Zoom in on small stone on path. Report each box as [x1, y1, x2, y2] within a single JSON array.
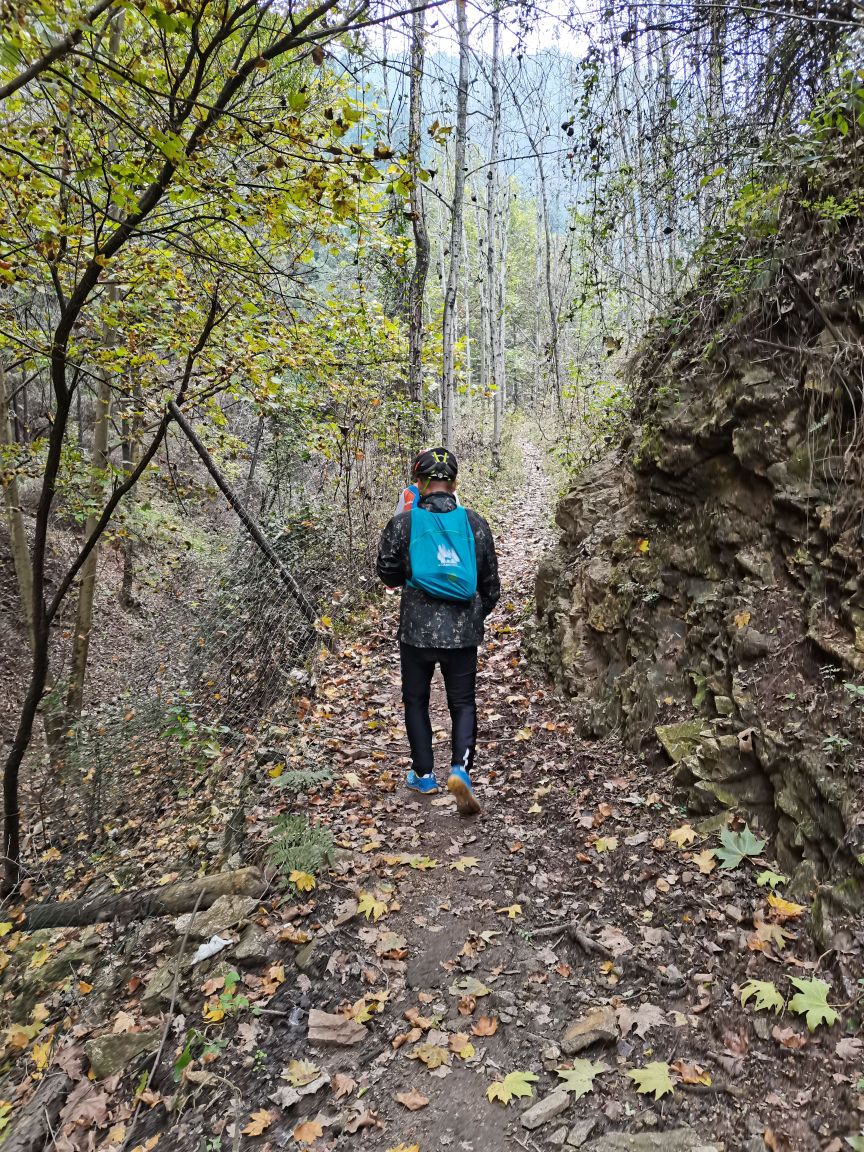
[[561, 1005, 617, 1054], [582, 1129, 723, 1152], [567, 1119, 597, 1147], [521, 1089, 570, 1130]]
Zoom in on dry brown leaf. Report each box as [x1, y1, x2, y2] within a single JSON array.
[[471, 1016, 498, 1037], [771, 1026, 807, 1050], [395, 1087, 429, 1111], [292, 1118, 324, 1144], [331, 1072, 356, 1099], [343, 1108, 379, 1134], [243, 1110, 276, 1137], [670, 1059, 711, 1086], [307, 1009, 365, 1046], [457, 995, 476, 1016]]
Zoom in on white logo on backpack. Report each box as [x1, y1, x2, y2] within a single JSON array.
[[437, 544, 461, 567]]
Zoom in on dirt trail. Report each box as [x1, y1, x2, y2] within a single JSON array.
[[166, 441, 858, 1151]]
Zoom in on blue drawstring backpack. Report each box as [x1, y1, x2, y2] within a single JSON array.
[[407, 506, 478, 602]]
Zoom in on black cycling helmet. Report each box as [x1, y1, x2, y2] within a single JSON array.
[[412, 446, 458, 481]]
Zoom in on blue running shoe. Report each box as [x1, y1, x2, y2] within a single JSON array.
[[447, 764, 481, 816], [406, 770, 439, 795]]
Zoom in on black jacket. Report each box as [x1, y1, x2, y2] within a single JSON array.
[[376, 492, 500, 648]]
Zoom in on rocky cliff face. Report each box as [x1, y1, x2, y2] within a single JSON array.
[[531, 246, 864, 945]]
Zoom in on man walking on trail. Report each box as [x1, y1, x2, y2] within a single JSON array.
[[376, 447, 500, 816]]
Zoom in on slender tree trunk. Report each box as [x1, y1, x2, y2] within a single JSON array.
[[487, 8, 504, 467], [441, 0, 469, 447], [65, 11, 124, 720], [406, 6, 429, 420], [0, 363, 34, 643]]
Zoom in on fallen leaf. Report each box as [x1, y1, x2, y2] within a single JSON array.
[[668, 824, 696, 848], [449, 1033, 475, 1060], [670, 1059, 711, 1086], [767, 892, 806, 920], [450, 856, 480, 872], [740, 979, 784, 1015], [628, 1061, 675, 1100], [292, 1118, 324, 1144], [616, 1002, 665, 1038], [289, 870, 316, 892], [486, 1069, 538, 1105], [495, 904, 522, 919], [556, 1058, 608, 1098], [409, 1042, 449, 1069], [734, 610, 751, 628], [395, 1087, 429, 1110], [283, 1059, 320, 1087], [471, 1016, 498, 1037], [307, 1009, 366, 1046], [331, 1072, 356, 1099], [594, 836, 618, 853], [357, 891, 388, 921], [691, 849, 717, 874], [771, 1026, 807, 1050], [787, 977, 838, 1031], [243, 1110, 277, 1137]]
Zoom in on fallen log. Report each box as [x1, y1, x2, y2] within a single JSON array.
[[3, 1072, 72, 1152], [22, 867, 265, 930]]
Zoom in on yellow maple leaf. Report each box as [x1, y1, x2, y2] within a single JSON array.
[[357, 891, 388, 921], [289, 870, 316, 892], [637, 538, 650, 553], [495, 904, 522, 920], [410, 1042, 449, 1069], [0, 923, 13, 937], [243, 1110, 276, 1137], [734, 610, 751, 629], [767, 892, 806, 920], [31, 1039, 52, 1072], [283, 1059, 320, 1087], [450, 856, 480, 872], [202, 1000, 225, 1023], [691, 849, 717, 874], [487, 1070, 538, 1105], [668, 824, 697, 848], [594, 836, 618, 853]]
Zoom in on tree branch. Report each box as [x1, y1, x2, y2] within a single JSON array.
[[0, 0, 117, 103]]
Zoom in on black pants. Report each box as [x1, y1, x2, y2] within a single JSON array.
[[400, 643, 478, 777]]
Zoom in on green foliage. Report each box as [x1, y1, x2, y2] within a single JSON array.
[[272, 768, 333, 795], [787, 978, 839, 1031], [715, 824, 766, 870], [265, 815, 334, 886], [741, 979, 784, 1015]]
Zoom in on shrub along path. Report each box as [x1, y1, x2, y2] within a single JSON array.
[[2, 442, 860, 1152]]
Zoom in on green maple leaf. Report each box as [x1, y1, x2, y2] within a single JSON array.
[[756, 869, 788, 889], [715, 824, 766, 869], [627, 1061, 674, 1100], [486, 1070, 538, 1105], [787, 977, 839, 1031], [556, 1059, 608, 1098], [740, 979, 784, 1014]]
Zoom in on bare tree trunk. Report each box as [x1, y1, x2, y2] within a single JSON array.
[[487, 8, 505, 467], [440, 0, 469, 447], [0, 363, 34, 643], [406, 6, 429, 420], [65, 11, 125, 722]]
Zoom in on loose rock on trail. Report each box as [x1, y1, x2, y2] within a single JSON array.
[[3, 444, 859, 1152]]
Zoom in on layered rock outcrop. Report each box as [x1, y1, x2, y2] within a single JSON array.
[[531, 264, 864, 942]]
